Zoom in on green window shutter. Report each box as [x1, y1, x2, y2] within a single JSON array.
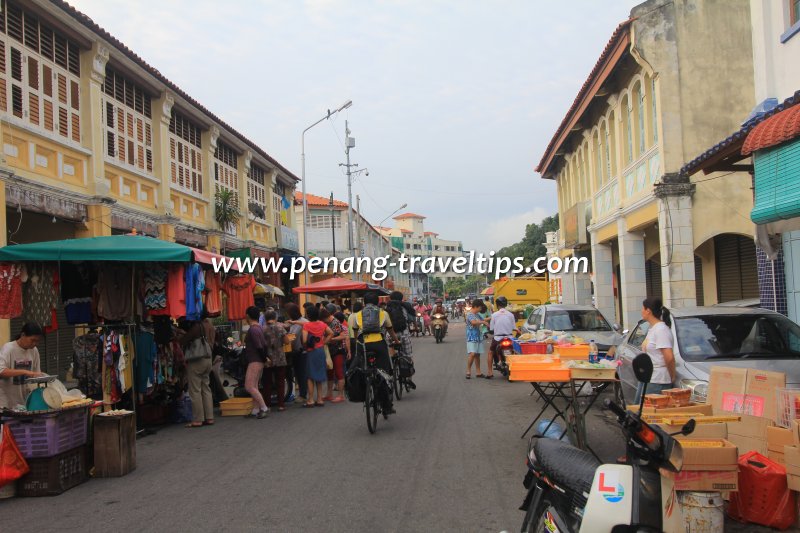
[[752, 138, 800, 224]]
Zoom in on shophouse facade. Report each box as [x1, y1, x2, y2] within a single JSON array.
[[0, 0, 300, 344], [537, 0, 758, 330]]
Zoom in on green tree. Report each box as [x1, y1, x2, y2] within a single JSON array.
[[429, 276, 444, 298], [494, 214, 559, 276], [214, 189, 241, 253]]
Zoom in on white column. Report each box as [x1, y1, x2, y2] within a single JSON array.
[[561, 263, 592, 306], [591, 232, 616, 323], [617, 219, 647, 330], [657, 191, 696, 308]]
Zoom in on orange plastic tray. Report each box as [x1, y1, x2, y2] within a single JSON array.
[[554, 344, 590, 359], [509, 368, 571, 382]]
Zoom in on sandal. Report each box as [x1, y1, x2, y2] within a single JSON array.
[[315, 402, 325, 407], [303, 403, 315, 408], [485, 375, 494, 379], [185, 423, 203, 428], [466, 374, 471, 379], [476, 374, 485, 378], [202, 420, 215, 426], [278, 407, 286, 412]]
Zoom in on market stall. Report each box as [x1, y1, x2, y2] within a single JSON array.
[[0, 235, 256, 497]]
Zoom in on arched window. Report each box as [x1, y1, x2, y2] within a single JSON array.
[[625, 96, 633, 164], [605, 117, 613, 178], [596, 132, 604, 188], [637, 84, 646, 155], [651, 78, 658, 144]]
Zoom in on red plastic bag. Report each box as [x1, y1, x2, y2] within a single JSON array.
[[0, 423, 29, 487], [729, 451, 797, 530]]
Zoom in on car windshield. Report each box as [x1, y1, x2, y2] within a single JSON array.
[[675, 314, 800, 362], [544, 309, 611, 331]]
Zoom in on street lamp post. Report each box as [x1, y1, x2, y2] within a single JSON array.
[[301, 100, 352, 287], [329, 192, 336, 259]]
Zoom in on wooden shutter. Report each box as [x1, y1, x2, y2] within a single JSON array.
[[645, 256, 663, 301], [694, 255, 704, 306], [715, 234, 758, 302]]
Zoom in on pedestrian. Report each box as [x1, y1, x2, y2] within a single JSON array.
[[285, 303, 308, 403], [178, 309, 216, 427], [243, 306, 270, 419], [262, 310, 288, 412], [320, 307, 348, 403], [465, 299, 487, 379], [0, 322, 45, 410], [302, 305, 333, 408], [635, 298, 675, 402], [386, 291, 416, 358]]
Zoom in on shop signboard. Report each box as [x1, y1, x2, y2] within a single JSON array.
[[564, 201, 589, 248], [279, 225, 299, 252]]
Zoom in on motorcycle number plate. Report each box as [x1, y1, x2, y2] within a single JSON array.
[[503, 349, 512, 356]]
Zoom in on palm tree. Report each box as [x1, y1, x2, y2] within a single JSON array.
[[214, 188, 241, 254]]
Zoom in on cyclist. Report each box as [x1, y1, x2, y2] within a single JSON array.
[[386, 290, 417, 390], [487, 296, 516, 379], [348, 292, 400, 414]]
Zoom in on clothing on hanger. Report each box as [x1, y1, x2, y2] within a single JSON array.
[[223, 274, 256, 320], [22, 263, 58, 327], [0, 263, 27, 319], [61, 262, 94, 325]]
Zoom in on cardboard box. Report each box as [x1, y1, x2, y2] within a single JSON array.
[[676, 438, 738, 471], [768, 450, 786, 465], [729, 434, 768, 455], [788, 473, 800, 492], [726, 413, 773, 454], [709, 366, 785, 420], [793, 420, 800, 447], [783, 445, 800, 476], [673, 470, 739, 491], [655, 422, 727, 439], [768, 426, 795, 452]]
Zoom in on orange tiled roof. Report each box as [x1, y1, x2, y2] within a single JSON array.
[[52, 0, 300, 182], [742, 102, 800, 155], [393, 213, 425, 220], [400, 229, 413, 234], [294, 192, 348, 208], [536, 19, 633, 178], [424, 231, 438, 236]]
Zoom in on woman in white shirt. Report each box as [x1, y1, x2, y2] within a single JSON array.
[[635, 298, 675, 403]]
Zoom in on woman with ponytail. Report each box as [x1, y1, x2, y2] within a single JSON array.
[[636, 298, 675, 402]]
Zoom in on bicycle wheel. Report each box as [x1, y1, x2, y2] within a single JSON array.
[[393, 366, 403, 401], [365, 380, 378, 434]]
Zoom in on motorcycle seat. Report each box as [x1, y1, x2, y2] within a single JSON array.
[[533, 437, 600, 496]]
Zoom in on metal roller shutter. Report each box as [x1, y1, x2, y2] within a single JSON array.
[[645, 255, 663, 301], [715, 235, 759, 303], [694, 255, 705, 306], [10, 301, 76, 379]]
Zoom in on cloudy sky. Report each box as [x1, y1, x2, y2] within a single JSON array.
[[69, 0, 639, 252]]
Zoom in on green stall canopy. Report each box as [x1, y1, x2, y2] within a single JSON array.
[[0, 235, 193, 262]]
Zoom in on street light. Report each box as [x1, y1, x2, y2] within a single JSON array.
[[300, 100, 352, 287], [377, 202, 408, 229]]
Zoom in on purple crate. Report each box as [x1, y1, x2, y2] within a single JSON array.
[[3, 407, 88, 459]]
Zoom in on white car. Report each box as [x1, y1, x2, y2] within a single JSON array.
[[521, 304, 623, 354], [615, 306, 800, 403]]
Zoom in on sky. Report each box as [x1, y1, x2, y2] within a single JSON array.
[[69, 0, 640, 252]]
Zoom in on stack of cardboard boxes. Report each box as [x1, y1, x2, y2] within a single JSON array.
[[783, 421, 800, 491]]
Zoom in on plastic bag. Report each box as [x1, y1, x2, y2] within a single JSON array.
[[729, 451, 797, 530], [0, 423, 30, 488]]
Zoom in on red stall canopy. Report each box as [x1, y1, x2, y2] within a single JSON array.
[[292, 277, 390, 295]]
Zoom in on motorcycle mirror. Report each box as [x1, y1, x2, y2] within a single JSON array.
[[632, 353, 653, 384], [681, 419, 696, 436]]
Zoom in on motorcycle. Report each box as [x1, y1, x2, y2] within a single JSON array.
[[413, 313, 425, 337], [519, 353, 695, 533], [215, 344, 248, 398], [491, 335, 512, 378], [432, 313, 447, 343]]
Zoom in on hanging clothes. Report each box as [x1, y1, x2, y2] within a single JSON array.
[[102, 330, 123, 404], [0, 263, 27, 319], [22, 264, 58, 327], [134, 330, 157, 394], [73, 332, 102, 398], [61, 262, 94, 325], [203, 270, 223, 317], [223, 274, 256, 320], [150, 264, 186, 318], [142, 264, 168, 311], [184, 263, 205, 320], [96, 265, 133, 321]]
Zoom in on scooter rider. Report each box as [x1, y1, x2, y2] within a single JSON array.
[[487, 296, 515, 379], [432, 299, 449, 337]]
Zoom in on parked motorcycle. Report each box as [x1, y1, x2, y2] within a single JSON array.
[[216, 344, 248, 398], [518, 353, 695, 533], [432, 313, 447, 343]]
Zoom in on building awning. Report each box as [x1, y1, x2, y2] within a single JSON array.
[[742, 103, 800, 155], [0, 235, 192, 262]]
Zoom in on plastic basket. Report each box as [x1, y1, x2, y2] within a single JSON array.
[[509, 367, 571, 382], [2, 407, 88, 459], [775, 387, 800, 428], [554, 344, 590, 360], [220, 397, 254, 416], [18, 445, 88, 496], [519, 342, 548, 355]]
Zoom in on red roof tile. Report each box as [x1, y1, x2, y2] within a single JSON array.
[[294, 192, 348, 208], [424, 231, 438, 236], [393, 213, 425, 220], [742, 102, 800, 155], [51, 0, 299, 182], [400, 229, 413, 234], [536, 19, 633, 178]]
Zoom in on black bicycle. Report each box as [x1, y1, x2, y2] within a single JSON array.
[[355, 337, 389, 434], [392, 347, 414, 401]]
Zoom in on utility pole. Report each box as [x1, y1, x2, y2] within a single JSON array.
[[355, 195, 361, 280], [329, 192, 336, 259], [345, 121, 355, 256]]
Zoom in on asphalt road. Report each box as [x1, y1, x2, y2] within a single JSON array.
[[5, 322, 776, 532]]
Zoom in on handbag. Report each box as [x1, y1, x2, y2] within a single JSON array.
[[0, 423, 30, 488], [324, 345, 333, 370], [185, 329, 213, 362]]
